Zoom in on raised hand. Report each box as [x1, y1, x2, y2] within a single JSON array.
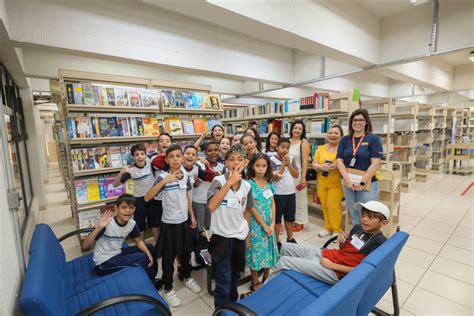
[[337, 231, 348, 244], [121, 165, 131, 174], [283, 154, 291, 166], [164, 170, 183, 183], [98, 210, 113, 229], [227, 167, 244, 186]]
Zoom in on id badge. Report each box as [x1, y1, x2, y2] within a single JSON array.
[[349, 157, 356, 167], [227, 196, 240, 209], [350, 235, 365, 250], [263, 189, 273, 199]]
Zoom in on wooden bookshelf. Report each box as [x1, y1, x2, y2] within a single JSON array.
[[74, 167, 123, 177]]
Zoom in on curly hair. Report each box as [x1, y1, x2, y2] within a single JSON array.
[[247, 152, 273, 182]]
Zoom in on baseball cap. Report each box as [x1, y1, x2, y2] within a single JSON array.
[[354, 201, 390, 220]]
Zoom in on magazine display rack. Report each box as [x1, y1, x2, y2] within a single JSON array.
[[58, 69, 223, 236]]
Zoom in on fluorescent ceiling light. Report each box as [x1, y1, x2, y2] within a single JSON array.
[[469, 51, 474, 62]]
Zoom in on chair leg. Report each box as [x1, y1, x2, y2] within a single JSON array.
[[371, 270, 400, 316], [207, 265, 214, 296]]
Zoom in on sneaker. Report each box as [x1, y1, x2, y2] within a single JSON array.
[[184, 277, 201, 294], [164, 289, 181, 308], [318, 229, 331, 238], [287, 238, 297, 244]]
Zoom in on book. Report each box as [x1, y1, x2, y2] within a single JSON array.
[[72, 83, 84, 104], [166, 118, 184, 135], [110, 147, 123, 167], [140, 89, 158, 108], [101, 86, 109, 106], [78, 209, 100, 237], [98, 176, 107, 200], [192, 93, 203, 109], [83, 84, 95, 105], [75, 180, 88, 204], [143, 117, 159, 136], [125, 179, 134, 195], [128, 89, 140, 107], [114, 87, 125, 107], [182, 120, 195, 134], [161, 90, 176, 108], [66, 83, 74, 104], [193, 118, 207, 134], [182, 91, 194, 109], [174, 91, 186, 108], [86, 178, 100, 202], [208, 95, 221, 110], [93, 85, 102, 105], [105, 176, 126, 198], [106, 87, 116, 106]]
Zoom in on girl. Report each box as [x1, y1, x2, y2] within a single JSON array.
[[264, 131, 280, 158], [218, 137, 231, 163], [241, 133, 258, 161], [232, 131, 244, 146], [245, 153, 279, 292], [312, 126, 344, 237], [289, 120, 311, 232], [195, 124, 225, 151], [245, 127, 262, 152]]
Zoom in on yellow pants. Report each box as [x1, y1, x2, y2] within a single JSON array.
[[317, 180, 344, 233]]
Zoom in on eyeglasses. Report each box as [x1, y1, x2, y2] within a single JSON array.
[[352, 119, 366, 123]]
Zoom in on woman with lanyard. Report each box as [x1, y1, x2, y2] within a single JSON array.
[[336, 109, 383, 226], [289, 120, 311, 232]]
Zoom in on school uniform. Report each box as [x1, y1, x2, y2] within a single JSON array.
[[192, 161, 226, 231], [269, 155, 298, 224], [207, 175, 254, 308], [153, 170, 193, 291], [119, 158, 157, 231]]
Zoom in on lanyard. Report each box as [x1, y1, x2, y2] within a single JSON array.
[[352, 134, 366, 157]]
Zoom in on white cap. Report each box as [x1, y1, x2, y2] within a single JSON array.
[[354, 201, 390, 220]]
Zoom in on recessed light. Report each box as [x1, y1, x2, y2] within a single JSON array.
[[469, 51, 474, 62]]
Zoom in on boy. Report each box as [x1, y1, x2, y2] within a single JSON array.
[[83, 194, 158, 284], [192, 141, 226, 232], [113, 143, 158, 240], [207, 144, 254, 308], [271, 201, 389, 284], [269, 137, 299, 249], [145, 144, 201, 308]]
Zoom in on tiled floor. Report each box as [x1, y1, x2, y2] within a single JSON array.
[[40, 163, 474, 315]]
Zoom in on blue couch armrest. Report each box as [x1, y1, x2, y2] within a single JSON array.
[[213, 302, 257, 316]]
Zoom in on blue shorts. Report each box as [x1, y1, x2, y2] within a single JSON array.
[[134, 197, 161, 231], [274, 193, 296, 224]]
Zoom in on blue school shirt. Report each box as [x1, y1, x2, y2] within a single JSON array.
[[337, 134, 383, 181]]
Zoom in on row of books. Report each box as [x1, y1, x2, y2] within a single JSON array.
[[164, 117, 223, 135], [75, 174, 134, 205], [71, 143, 158, 172], [66, 83, 159, 108], [161, 90, 222, 110], [300, 93, 330, 111], [66, 83, 223, 111], [67, 114, 163, 139], [223, 102, 285, 119]]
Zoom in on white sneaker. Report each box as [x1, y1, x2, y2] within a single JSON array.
[[164, 289, 181, 308], [184, 277, 201, 294], [318, 229, 331, 238]]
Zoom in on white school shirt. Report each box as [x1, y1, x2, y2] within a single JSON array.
[[153, 170, 191, 224], [270, 154, 298, 195], [192, 161, 226, 204], [120, 158, 154, 197], [207, 175, 254, 240]]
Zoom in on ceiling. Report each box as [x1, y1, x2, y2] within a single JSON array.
[[435, 48, 474, 66], [327, 0, 431, 19]]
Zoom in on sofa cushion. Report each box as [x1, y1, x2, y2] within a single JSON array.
[[235, 270, 332, 315], [69, 267, 168, 316]]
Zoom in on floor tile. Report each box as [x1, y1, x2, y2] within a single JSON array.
[[201, 293, 215, 311], [447, 235, 474, 252], [405, 235, 444, 255], [418, 270, 473, 308], [172, 297, 212, 316], [395, 259, 427, 285], [429, 256, 474, 285], [399, 246, 436, 269], [413, 218, 457, 234], [382, 279, 414, 305], [403, 288, 472, 316], [439, 244, 474, 266], [409, 226, 452, 243], [452, 226, 474, 240]]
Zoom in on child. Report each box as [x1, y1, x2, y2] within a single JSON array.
[[192, 141, 226, 232], [113, 144, 158, 240], [245, 153, 279, 293], [232, 131, 244, 146], [241, 133, 259, 161], [207, 145, 254, 308], [271, 201, 389, 284], [218, 137, 231, 163], [269, 137, 299, 249], [244, 127, 262, 152], [83, 194, 158, 284], [145, 144, 201, 307], [264, 131, 280, 158]]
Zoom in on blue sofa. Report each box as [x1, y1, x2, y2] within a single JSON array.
[[19, 224, 170, 316], [215, 231, 409, 316]]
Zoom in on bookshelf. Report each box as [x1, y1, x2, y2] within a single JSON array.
[[414, 104, 434, 182], [444, 143, 474, 175], [392, 102, 419, 192], [58, 69, 223, 236], [431, 107, 447, 173]]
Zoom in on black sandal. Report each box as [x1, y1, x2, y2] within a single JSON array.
[[239, 281, 261, 300]]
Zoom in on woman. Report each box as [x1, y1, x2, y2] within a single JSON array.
[[336, 109, 383, 226], [289, 120, 311, 232], [194, 124, 225, 150], [312, 125, 344, 237], [245, 127, 262, 152]]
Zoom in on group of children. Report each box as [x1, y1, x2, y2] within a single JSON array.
[[83, 124, 391, 310]]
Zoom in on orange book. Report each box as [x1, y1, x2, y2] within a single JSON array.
[[193, 118, 207, 134], [143, 117, 159, 136]]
